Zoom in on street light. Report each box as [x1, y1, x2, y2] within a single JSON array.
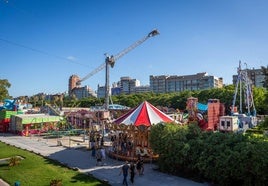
[[83, 119, 86, 142]]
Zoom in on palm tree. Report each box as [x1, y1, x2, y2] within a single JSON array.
[[39, 94, 46, 107], [52, 95, 59, 106], [33, 95, 39, 108], [59, 94, 64, 110], [8, 156, 21, 167]]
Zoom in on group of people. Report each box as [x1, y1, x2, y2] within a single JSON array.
[[119, 155, 144, 186], [111, 132, 134, 156], [90, 133, 147, 185]]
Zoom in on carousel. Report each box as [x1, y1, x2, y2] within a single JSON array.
[[107, 101, 175, 162]]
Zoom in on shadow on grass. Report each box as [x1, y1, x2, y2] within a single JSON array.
[[70, 173, 109, 186], [43, 150, 110, 185], [0, 164, 9, 170], [0, 141, 110, 186]]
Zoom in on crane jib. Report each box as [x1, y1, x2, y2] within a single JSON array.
[[78, 29, 159, 85], [76, 29, 159, 110]]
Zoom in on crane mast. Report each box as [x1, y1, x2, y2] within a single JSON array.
[[104, 29, 159, 110], [77, 29, 159, 110]]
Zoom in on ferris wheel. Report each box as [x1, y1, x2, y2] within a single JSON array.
[[231, 61, 256, 117]]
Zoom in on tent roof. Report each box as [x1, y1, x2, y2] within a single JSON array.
[[113, 101, 175, 127]]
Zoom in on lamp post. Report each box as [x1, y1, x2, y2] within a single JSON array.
[[83, 119, 86, 142], [88, 118, 92, 149]]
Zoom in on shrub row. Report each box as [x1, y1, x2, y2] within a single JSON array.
[[149, 123, 268, 186]]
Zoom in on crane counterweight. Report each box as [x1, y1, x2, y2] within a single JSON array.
[[148, 29, 160, 37]]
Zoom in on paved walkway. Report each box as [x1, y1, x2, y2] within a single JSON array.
[[0, 133, 209, 186]]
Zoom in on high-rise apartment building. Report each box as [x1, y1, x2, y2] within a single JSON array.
[[134, 85, 151, 93], [150, 73, 223, 93], [99, 77, 149, 97], [71, 85, 96, 99], [233, 68, 265, 87], [97, 85, 106, 98], [97, 72, 223, 97], [120, 77, 140, 94], [68, 75, 80, 96], [149, 75, 167, 93], [68, 75, 96, 99]]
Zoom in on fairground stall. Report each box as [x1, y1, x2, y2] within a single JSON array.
[[9, 114, 61, 136]]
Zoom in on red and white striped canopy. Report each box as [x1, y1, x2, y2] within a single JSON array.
[[113, 101, 174, 127]]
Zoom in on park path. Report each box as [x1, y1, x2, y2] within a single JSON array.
[[0, 133, 209, 186]]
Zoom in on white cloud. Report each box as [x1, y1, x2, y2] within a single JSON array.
[[66, 56, 77, 61]]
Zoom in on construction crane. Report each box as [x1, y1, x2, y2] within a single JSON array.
[[77, 29, 159, 110]]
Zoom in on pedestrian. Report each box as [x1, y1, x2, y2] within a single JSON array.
[[91, 145, 96, 158], [136, 155, 144, 175], [101, 136, 104, 146], [100, 146, 106, 165], [96, 149, 102, 166], [140, 156, 144, 175], [129, 161, 136, 185], [119, 161, 129, 186]]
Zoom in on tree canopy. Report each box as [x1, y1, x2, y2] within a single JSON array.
[[0, 79, 11, 101], [149, 122, 268, 185], [27, 84, 268, 115]]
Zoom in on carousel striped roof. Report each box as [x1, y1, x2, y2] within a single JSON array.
[[113, 101, 175, 127]]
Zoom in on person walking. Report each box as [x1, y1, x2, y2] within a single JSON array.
[[91, 145, 96, 158], [129, 161, 136, 185], [136, 155, 144, 175], [96, 149, 102, 166], [100, 146, 106, 165], [119, 161, 129, 186], [140, 156, 144, 175]]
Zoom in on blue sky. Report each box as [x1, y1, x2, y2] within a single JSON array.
[[0, 0, 267, 98]]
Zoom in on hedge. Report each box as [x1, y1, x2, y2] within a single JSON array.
[[149, 123, 268, 185]]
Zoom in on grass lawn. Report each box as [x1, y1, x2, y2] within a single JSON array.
[[0, 142, 109, 186]]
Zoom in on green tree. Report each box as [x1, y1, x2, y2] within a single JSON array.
[[150, 123, 268, 185], [62, 84, 268, 115], [173, 91, 193, 110], [52, 95, 59, 106], [17, 96, 28, 104], [253, 87, 267, 114], [33, 95, 39, 107], [0, 79, 11, 101], [59, 94, 64, 109], [38, 93, 46, 107]]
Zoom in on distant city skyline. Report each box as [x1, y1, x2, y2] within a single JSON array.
[[1, 0, 267, 97]]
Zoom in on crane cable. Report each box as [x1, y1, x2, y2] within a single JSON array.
[[0, 0, 90, 68], [0, 37, 90, 68], [78, 29, 159, 84]]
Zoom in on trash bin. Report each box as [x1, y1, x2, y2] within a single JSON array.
[[14, 181, 20, 186]]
